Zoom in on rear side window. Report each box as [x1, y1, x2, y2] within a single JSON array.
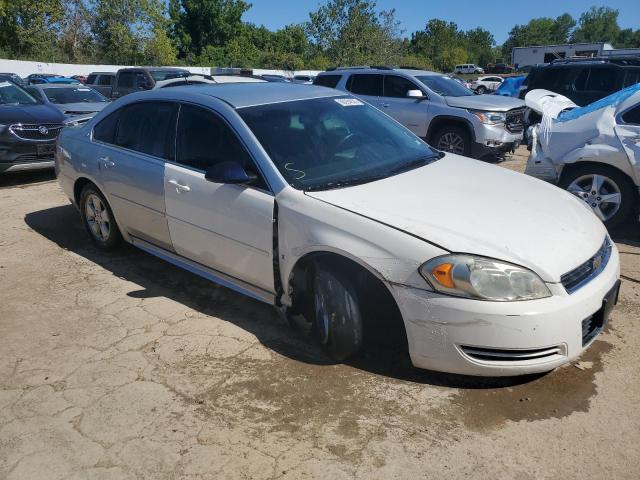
[[622, 105, 640, 125], [314, 75, 341, 88], [113, 102, 178, 159], [98, 75, 113, 86], [346, 74, 383, 96], [87, 74, 96, 84], [175, 104, 267, 189], [118, 72, 134, 88], [624, 69, 640, 87], [93, 110, 121, 144], [585, 68, 623, 94], [383, 75, 419, 98]]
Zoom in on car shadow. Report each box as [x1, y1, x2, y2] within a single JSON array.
[[24, 204, 544, 389], [610, 220, 640, 248], [0, 169, 56, 188]]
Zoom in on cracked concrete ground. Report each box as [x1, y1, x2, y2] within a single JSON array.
[[1, 152, 639, 479]]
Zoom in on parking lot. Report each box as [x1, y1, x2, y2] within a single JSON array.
[[0, 150, 638, 479]]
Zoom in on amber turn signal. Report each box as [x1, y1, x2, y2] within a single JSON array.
[[431, 263, 455, 289]]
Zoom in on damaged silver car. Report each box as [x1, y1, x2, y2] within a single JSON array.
[[525, 84, 640, 228]]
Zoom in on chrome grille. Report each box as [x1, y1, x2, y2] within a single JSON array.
[[561, 238, 612, 294], [10, 123, 64, 141], [460, 345, 564, 362], [505, 108, 525, 133]]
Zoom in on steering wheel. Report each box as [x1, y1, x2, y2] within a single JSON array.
[[332, 132, 363, 155]]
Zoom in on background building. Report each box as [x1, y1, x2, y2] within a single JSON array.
[[512, 42, 640, 67]]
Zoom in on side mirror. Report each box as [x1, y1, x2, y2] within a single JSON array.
[[406, 89, 426, 99], [205, 161, 257, 185]]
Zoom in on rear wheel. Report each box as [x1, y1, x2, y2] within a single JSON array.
[[80, 184, 121, 249], [559, 164, 635, 229], [432, 125, 471, 156], [312, 263, 363, 361]]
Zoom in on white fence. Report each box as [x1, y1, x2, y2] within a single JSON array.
[[0, 58, 324, 79], [0, 58, 211, 78]]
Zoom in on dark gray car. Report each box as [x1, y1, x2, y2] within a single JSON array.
[[25, 84, 110, 122]]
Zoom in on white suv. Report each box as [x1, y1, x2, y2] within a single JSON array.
[[454, 64, 484, 74], [470, 76, 504, 94]]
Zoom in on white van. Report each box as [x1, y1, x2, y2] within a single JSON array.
[[454, 64, 484, 74]]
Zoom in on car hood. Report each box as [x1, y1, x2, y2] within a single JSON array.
[[55, 102, 108, 115], [0, 103, 66, 124], [305, 154, 606, 282], [444, 94, 525, 111]]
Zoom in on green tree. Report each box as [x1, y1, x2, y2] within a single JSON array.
[[306, 0, 403, 66], [571, 6, 620, 44], [0, 0, 64, 60], [616, 28, 640, 48], [501, 13, 575, 59], [169, 0, 250, 61], [410, 19, 465, 71], [462, 27, 495, 68]]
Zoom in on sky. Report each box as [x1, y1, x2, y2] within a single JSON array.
[[243, 0, 640, 45]]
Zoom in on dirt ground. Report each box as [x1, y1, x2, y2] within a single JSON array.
[[1, 149, 639, 479]]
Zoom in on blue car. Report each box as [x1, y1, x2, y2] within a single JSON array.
[[27, 74, 80, 85]]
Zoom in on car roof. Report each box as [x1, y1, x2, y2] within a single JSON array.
[[32, 84, 88, 89], [140, 82, 342, 108], [319, 68, 440, 77]]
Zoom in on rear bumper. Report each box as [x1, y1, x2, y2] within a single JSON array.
[[391, 245, 620, 376]]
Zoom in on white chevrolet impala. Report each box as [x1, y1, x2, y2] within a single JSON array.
[[55, 83, 621, 376]]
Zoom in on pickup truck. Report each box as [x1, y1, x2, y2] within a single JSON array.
[[85, 67, 191, 99]]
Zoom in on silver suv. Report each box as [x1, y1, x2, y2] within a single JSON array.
[[315, 67, 526, 159]]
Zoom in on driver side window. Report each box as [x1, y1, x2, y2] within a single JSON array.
[[175, 104, 267, 190]]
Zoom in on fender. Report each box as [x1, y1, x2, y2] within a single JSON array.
[[558, 144, 637, 183], [426, 115, 477, 143]]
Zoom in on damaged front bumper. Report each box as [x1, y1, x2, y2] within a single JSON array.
[[389, 245, 620, 376]]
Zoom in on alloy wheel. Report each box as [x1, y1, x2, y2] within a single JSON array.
[[85, 193, 111, 241], [437, 132, 465, 155], [567, 174, 622, 222]]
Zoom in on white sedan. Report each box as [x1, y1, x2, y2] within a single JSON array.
[[55, 83, 620, 376]]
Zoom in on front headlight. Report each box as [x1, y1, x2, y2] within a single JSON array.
[[419, 255, 551, 301], [471, 110, 506, 125]]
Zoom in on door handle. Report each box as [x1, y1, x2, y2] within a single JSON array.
[[168, 179, 191, 193], [98, 156, 115, 168]]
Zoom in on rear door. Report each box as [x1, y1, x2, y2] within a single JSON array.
[[345, 74, 383, 108], [380, 74, 429, 137], [93, 101, 178, 250], [112, 71, 135, 99], [164, 103, 275, 292]]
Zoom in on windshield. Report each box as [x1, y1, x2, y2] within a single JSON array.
[[0, 82, 39, 105], [239, 97, 441, 191], [43, 87, 108, 104], [150, 70, 189, 81], [417, 75, 475, 97]]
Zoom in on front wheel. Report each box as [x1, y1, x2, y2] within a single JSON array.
[[432, 126, 471, 157], [313, 264, 363, 361], [476, 85, 486, 94], [559, 165, 636, 229], [80, 184, 122, 249]]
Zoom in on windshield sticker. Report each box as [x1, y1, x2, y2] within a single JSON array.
[[0, 81, 11, 88], [77, 88, 91, 91], [334, 98, 363, 107]]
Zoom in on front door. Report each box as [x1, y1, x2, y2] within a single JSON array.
[[380, 74, 429, 137], [164, 104, 275, 292]]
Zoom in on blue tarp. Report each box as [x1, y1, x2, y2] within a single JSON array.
[[494, 76, 525, 97], [557, 82, 640, 122]]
